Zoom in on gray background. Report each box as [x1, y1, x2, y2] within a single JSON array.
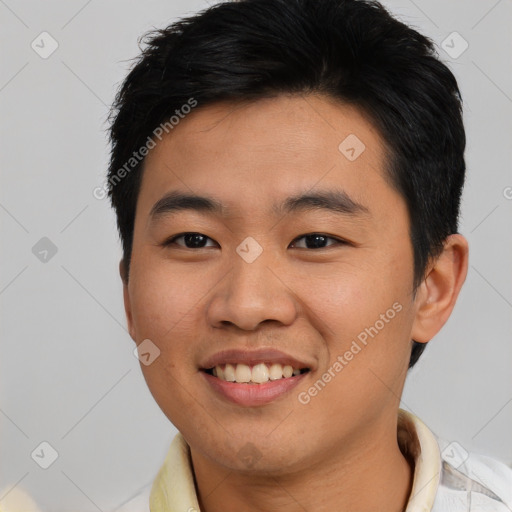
[[1, 0, 511, 510]]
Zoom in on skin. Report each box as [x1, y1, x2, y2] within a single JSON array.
[[121, 94, 468, 511]]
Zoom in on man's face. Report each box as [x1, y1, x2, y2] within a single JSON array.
[[124, 94, 422, 472]]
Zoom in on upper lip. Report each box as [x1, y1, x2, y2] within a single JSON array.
[[200, 348, 314, 370]]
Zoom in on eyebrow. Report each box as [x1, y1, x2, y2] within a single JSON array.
[[149, 189, 370, 221]]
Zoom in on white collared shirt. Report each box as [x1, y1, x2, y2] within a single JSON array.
[[114, 410, 512, 511]]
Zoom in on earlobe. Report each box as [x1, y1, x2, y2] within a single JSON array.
[[411, 234, 469, 344], [119, 259, 136, 342]]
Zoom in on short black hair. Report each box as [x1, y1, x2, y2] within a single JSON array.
[[107, 0, 466, 368]]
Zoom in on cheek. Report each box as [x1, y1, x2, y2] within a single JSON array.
[[300, 245, 415, 379], [128, 256, 209, 425], [128, 254, 207, 340], [294, 254, 406, 340], [299, 301, 414, 439]]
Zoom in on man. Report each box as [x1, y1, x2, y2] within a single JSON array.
[[107, 0, 512, 510]]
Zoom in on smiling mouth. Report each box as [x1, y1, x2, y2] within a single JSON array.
[[203, 362, 310, 384]]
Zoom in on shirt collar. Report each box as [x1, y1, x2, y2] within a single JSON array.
[[150, 409, 442, 512], [399, 409, 442, 512]]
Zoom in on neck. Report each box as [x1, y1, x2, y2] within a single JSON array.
[[189, 415, 413, 512]]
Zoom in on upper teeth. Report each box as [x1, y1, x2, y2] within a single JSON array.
[[211, 363, 303, 384]]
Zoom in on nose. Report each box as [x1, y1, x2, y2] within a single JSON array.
[[206, 247, 298, 331]]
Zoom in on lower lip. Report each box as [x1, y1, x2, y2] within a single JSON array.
[[201, 371, 308, 406]]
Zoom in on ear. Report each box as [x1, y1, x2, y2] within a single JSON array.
[[119, 259, 136, 342], [411, 234, 469, 344]]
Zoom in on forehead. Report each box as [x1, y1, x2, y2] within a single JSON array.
[[136, 94, 395, 222]]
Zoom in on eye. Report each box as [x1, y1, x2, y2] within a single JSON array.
[[290, 233, 345, 249], [163, 232, 217, 249], [162, 232, 346, 250]]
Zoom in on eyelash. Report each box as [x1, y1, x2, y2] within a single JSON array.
[[162, 232, 347, 250]]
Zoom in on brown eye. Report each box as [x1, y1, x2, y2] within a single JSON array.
[[164, 232, 217, 249], [290, 234, 344, 249]]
